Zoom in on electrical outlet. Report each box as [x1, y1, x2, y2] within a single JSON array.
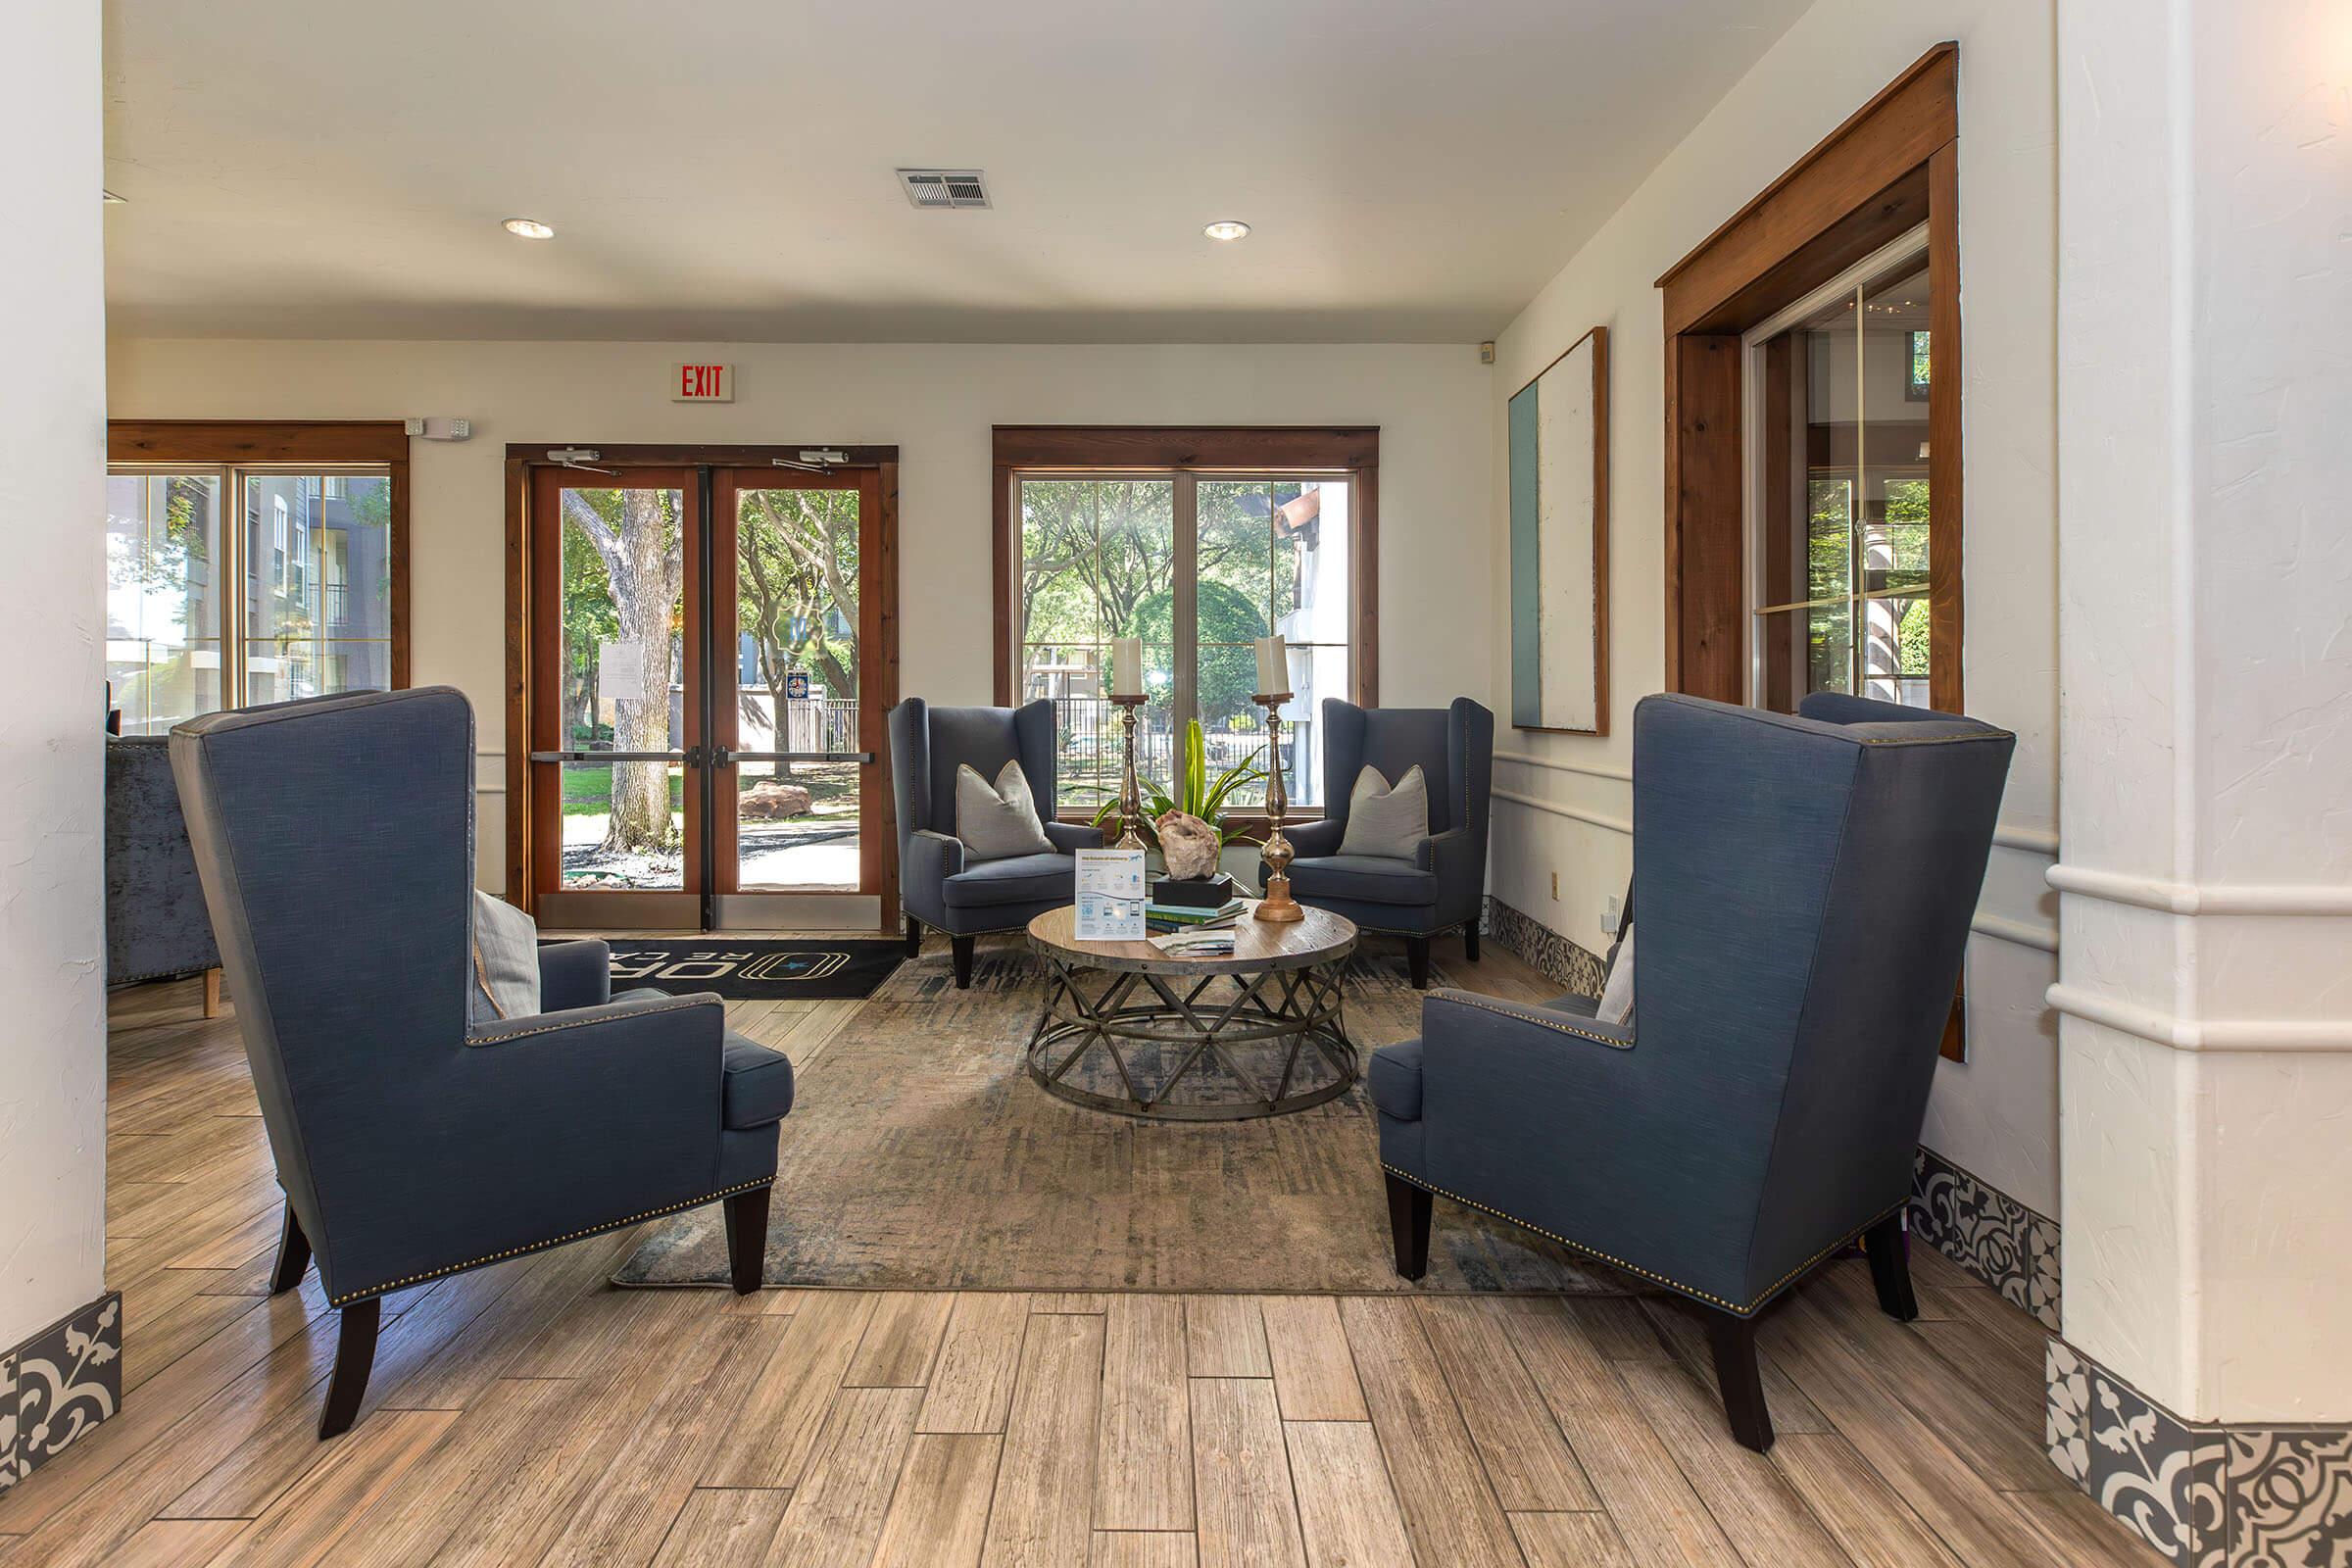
[[1602, 894, 1623, 932], [1549, 871, 1559, 902]]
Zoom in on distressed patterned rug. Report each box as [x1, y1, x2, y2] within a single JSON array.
[[613, 934, 1625, 1295]]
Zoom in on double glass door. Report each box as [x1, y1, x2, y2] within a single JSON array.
[[526, 464, 886, 930]]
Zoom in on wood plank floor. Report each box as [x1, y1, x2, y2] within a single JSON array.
[[0, 948, 2163, 1568]]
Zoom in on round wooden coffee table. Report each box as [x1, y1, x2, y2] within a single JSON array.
[[1024, 903, 1358, 1120]]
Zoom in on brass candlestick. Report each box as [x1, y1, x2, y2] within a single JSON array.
[[1111, 694, 1148, 850], [1253, 693, 1304, 922]]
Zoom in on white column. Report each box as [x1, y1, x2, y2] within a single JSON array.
[[0, 0, 107, 1347], [2055, 0, 2352, 1423]]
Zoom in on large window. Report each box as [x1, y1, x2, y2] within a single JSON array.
[[107, 423, 409, 732], [994, 428, 1377, 818]]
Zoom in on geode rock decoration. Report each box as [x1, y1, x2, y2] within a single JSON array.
[[1156, 810, 1222, 881]]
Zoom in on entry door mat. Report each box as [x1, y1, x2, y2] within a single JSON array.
[[612, 934, 1628, 1295], [582, 938, 906, 1001]]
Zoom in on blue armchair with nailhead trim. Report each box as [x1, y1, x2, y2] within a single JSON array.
[[170, 687, 789, 1440], [1265, 697, 1494, 989], [1371, 692, 2012, 1453]]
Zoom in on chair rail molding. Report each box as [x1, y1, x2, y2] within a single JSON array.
[[1490, 787, 1633, 837], [1971, 911, 2058, 955], [1492, 749, 1635, 783], [2048, 861, 2352, 916], [2044, 983, 2352, 1054], [1992, 823, 2059, 856]]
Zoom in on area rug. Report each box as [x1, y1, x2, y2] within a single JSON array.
[[585, 937, 905, 1001], [613, 934, 1628, 1296]]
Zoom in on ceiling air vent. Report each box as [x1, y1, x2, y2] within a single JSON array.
[[897, 169, 991, 210]]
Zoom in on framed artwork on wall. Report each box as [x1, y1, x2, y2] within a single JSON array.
[[1507, 324, 1610, 734]]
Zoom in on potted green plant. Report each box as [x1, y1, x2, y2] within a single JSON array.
[[1089, 716, 1266, 855]]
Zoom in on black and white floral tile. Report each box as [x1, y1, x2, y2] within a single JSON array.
[[0, 1292, 121, 1494], [1909, 1146, 2062, 1331], [1484, 897, 1608, 998], [2048, 1339, 2352, 1567]]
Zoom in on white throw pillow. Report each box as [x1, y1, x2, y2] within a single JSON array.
[[956, 760, 1055, 861], [469, 889, 541, 1023], [1337, 764, 1430, 860], [1596, 923, 1635, 1027]]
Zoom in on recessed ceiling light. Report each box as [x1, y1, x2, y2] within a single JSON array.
[[503, 218, 556, 240], [1203, 220, 1250, 242]]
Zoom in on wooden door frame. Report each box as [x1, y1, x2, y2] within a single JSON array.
[[1653, 43, 1962, 710], [504, 444, 901, 927], [107, 419, 413, 691], [708, 465, 892, 912], [523, 465, 705, 930]]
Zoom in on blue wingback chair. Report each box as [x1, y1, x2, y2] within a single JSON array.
[[1370, 692, 2013, 1451], [171, 688, 792, 1439], [1267, 698, 1494, 988], [889, 698, 1102, 988], [105, 735, 222, 1006]]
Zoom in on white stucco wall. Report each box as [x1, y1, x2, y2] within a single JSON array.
[[0, 0, 109, 1347], [2055, 0, 2352, 1424], [1484, 0, 2063, 1215], [104, 340, 1494, 893]]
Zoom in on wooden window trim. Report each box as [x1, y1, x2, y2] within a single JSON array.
[[500, 444, 901, 921], [1654, 42, 1961, 711], [990, 425, 1379, 830], [106, 418, 413, 691]]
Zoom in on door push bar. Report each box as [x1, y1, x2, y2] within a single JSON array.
[[722, 749, 877, 765]]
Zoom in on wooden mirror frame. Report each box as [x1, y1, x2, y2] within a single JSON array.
[[1507, 324, 1611, 736]]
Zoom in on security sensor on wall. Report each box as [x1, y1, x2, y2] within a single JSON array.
[[403, 417, 472, 441]]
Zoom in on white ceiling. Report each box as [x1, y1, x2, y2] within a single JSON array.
[[102, 0, 1808, 342]]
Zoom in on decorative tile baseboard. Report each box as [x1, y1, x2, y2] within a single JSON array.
[[0, 1292, 122, 1494], [1483, 896, 1607, 997], [2048, 1339, 2352, 1566], [1909, 1147, 2062, 1331]]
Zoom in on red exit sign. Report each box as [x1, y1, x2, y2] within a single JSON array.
[[671, 363, 733, 402]]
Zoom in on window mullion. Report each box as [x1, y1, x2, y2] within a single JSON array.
[[224, 465, 246, 710], [1172, 471, 1199, 733]]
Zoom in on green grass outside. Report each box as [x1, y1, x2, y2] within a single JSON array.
[[560, 763, 858, 816]]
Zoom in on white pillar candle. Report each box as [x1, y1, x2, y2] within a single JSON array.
[[1254, 635, 1288, 697], [1110, 637, 1144, 698]]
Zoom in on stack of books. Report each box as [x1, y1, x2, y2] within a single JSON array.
[[1145, 897, 1247, 936]]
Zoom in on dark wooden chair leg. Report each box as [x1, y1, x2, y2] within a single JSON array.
[[951, 935, 976, 989], [723, 1186, 771, 1296], [1405, 935, 1432, 990], [1864, 1211, 1918, 1321], [1462, 925, 1481, 961], [1703, 1309, 1774, 1452], [903, 915, 923, 958], [1385, 1172, 1432, 1281], [269, 1204, 312, 1296], [318, 1298, 381, 1440]]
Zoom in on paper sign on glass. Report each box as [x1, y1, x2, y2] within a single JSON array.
[[1073, 849, 1148, 940], [598, 639, 645, 704]]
